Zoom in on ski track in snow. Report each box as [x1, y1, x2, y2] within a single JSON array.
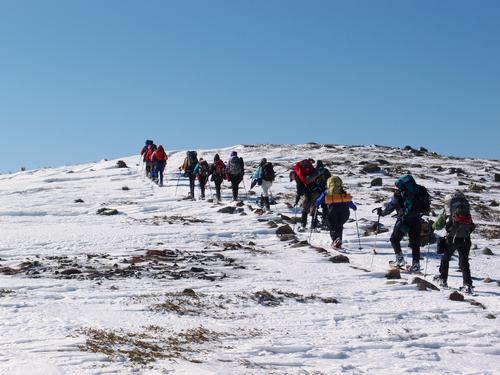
[[0, 144, 499, 374]]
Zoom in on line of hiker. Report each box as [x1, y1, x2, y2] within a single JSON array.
[[138, 143, 477, 293], [140, 140, 168, 186]]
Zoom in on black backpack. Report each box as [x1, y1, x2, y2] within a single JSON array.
[[413, 184, 431, 215], [229, 156, 243, 175], [447, 192, 475, 239], [187, 151, 198, 171], [199, 160, 209, 177], [261, 162, 275, 181]]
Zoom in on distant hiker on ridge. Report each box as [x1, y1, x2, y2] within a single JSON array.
[[251, 158, 276, 211], [193, 157, 210, 200], [226, 151, 245, 201], [179, 151, 198, 199], [151, 145, 168, 187], [209, 154, 226, 202]]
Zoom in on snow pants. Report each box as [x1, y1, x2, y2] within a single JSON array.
[[439, 237, 472, 286], [390, 218, 421, 263], [327, 203, 350, 242]]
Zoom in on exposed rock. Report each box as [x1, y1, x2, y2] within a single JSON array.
[[254, 290, 281, 306], [267, 221, 278, 228], [61, 268, 82, 275], [116, 160, 128, 168], [96, 208, 119, 216], [495, 173, 500, 182], [486, 314, 496, 319], [279, 234, 296, 242], [482, 247, 494, 256], [419, 147, 428, 152], [74, 199, 84, 203], [290, 240, 309, 248], [449, 167, 466, 175], [122, 186, 130, 191], [190, 267, 205, 273], [236, 201, 244, 207], [411, 277, 439, 291], [449, 291, 465, 301], [362, 164, 381, 174], [218, 206, 236, 214], [329, 255, 350, 263], [490, 200, 499, 207], [483, 277, 494, 283], [376, 159, 390, 165], [370, 177, 383, 187], [254, 209, 265, 215], [276, 224, 294, 235], [385, 268, 401, 279], [321, 297, 338, 304], [182, 288, 196, 297], [469, 184, 485, 193]]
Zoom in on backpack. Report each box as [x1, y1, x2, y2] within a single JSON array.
[[261, 162, 275, 181], [199, 160, 209, 177], [325, 176, 352, 204], [413, 184, 431, 215], [229, 156, 243, 175], [447, 192, 475, 239], [293, 159, 320, 185], [187, 151, 198, 171], [213, 160, 226, 179]]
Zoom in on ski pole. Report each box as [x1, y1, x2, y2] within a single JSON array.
[[308, 209, 318, 243], [424, 223, 432, 278], [370, 210, 381, 271], [175, 172, 182, 196], [354, 209, 362, 250], [292, 205, 299, 232]]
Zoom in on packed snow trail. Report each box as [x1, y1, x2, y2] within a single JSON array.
[[0, 144, 499, 374]]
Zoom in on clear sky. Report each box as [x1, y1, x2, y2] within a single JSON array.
[[0, 0, 499, 172]]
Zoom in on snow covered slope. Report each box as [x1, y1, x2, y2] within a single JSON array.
[[0, 144, 499, 374]]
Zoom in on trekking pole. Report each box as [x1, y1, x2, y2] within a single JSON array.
[[308, 209, 318, 243], [424, 224, 432, 278], [369, 210, 381, 271], [292, 205, 299, 232], [354, 209, 362, 250], [175, 172, 182, 196]]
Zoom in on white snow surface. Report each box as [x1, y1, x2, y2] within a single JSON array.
[[0, 144, 499, 374]]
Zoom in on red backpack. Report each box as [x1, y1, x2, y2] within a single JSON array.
[[293, 159, 320, 185]]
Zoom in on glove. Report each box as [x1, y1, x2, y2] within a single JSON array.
[[374, 207, 384, 217]]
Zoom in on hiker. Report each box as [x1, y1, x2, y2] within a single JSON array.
[[209, 154, 226, 202], [151, 145, 168, 186], [315, 176, 357, 248], [145, 143, 157, 179], [226, 151, 245, 201], [290, 159, 322, 232], [193, 157, 210, 199], [375, 174, 430, 273], [140, 140, 153, 175], [251, 158, 276, 211], [432, 192, 476, 293], [316, 160, 332, 228], [179, 151, 198, 199]]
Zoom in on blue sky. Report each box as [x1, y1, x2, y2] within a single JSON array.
[[0, 0, 499, 172]]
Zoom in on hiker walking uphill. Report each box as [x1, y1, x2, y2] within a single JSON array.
[[193, 158, 210, 199], [316, 176, 357, 249], [315, 160, 332, 228], [140, 140, 154, 175], [291, 159, 322, 232], [433, 192, 476, 293], [251, 158, 276, 211], [209, 154, 226, 202], [151, 145, 168, 186], [180, 151, 198, 199], [226, 151, 245, 201], [143, 143, 156, 178], [375, 174, 431, 273]]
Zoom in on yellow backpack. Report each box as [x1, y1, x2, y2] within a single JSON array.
[[325, 176, 352, 204]]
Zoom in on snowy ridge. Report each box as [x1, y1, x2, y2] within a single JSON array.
[[0, 143, 499, 374]]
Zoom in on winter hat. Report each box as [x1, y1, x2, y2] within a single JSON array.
[[316, 160, 324, 168], [260, 158, 267, 166], [214, 154, 220, 161], [230, 151, 238, 157]]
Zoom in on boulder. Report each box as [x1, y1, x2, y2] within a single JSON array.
[[385, 268, 401, 279], [411, 277, 439, 291], [329, 255, 350, 263], [449, 291, 465, 301], [116, 160, 128, 168], [97, 208, 119, 216], [218, 206, 237, 214], [362, 164, 381, 174], [495, 173, 500, 182], [61, 268, 82, 275], [276, 224, 294, 235], [370, 177, 383, 187], [482, 247, 494, 256]]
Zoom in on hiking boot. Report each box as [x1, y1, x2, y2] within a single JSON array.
[[297, 225, 306, 233], [459, 284, 474, 294], [433, 275, 448, 288], [395, 254, 406, 268], [410, 262, 421, 273], [333, 238, 342, 249]]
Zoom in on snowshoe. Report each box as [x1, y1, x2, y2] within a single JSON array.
[[459, 284, 475, 295], [432, 275, 448, 288]]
